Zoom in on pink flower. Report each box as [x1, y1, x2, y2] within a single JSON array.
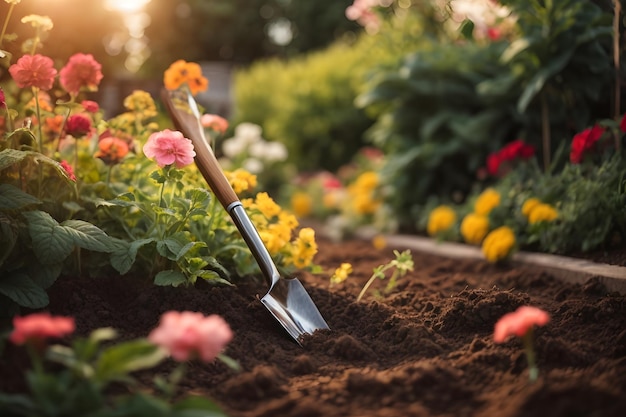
[[9, 313, 75, 345], [143, 129, 196, 168], [65, 114, 92, 137], [9, 54, 58, 91], [148, 311, 233, 362], [570, 125, 605, 164], [81, 100, 99, 113], [201, 114, 229, 134], [60, 160, 76, 181], [494, 306, 550, 343], [0, 87, 5, 107], [59, 53, 103, 96]]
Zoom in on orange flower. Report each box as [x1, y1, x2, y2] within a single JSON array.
[[201, 114, 229, 134], [163, 60, 209, 95], [95, 136, 130, 165], [9, 313, 75, 345]]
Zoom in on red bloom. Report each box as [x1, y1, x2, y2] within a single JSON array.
[[487, 140, 535, 176], [9, 313, 75, 345], [494, 306, 550, 343], [59, 53, 103, 96], [487, 27, 501, 41], [81, 100, 99, 113], [570, 124, 605, 164], [486, 152, 502, 176], [9, 54, 58, 91], [60, 160, 76, 181], [0, 87, 5, 107], [65, 114, 92, 137]]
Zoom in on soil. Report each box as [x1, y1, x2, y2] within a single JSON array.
[[2, 236, 626, 417]]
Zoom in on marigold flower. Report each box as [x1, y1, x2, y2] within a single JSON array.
[[481, 226, 516, 263], [330, 263, 353, 285], [474, 188, 501, 216], [59, 53, 103, 96], [148, 311, 233, 363], [9, 313, 75, 345], [292, 227, 318, 268], [60, 160, 76, 181], [123, 90, 157, 118], [290, 191, 313, 218], [9, 54, 57, 91], [354, 171, 379, 190], [494, 306, 550, 343], [528, 203, 558, 224], [426, 205, 457, 236], [95, 137, 130, 165], [255, 192, 282, 219], [460, 213, 490, 245], [570, 125, 605, 164], [225, 168, 257, 194], [65, 114, 92, 137], [201, 114, 229, 134], [163, 60, 209, 95], [521, 198, 541, 218], [143, 129, 195, 168]]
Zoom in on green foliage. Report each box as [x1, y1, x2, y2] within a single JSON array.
[[357, 249, 414, 302]]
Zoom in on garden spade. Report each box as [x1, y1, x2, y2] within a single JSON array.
[[161, 87, 330, 344]]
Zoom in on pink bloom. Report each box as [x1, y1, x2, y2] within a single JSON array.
[[487, 27, 501, 41], [9, 313, 75, 345], [570, 125, 605, 164], [59, 53, 103, 96], [148, 311, 233, 362], [0, 87, 5, 107], [143, 129, 196, 168], [494, 306, 550, 343], [9, 54, 58, 91], [201, 114, 229, 134], [60, 160, 76, 181], [65, 114, 92, 137], [81, 100, 99, 113]]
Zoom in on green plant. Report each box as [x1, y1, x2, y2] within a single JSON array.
[[357, 249, 413, 301]]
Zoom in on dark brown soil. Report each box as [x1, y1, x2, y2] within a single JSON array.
[[2, 236, 626, 417]]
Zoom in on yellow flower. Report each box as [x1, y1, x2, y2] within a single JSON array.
[[278, 211, 299, 231], [330, 263, 353, 286], [351, 193, 381, 215], [528, 203, 558, 224], [481, 226, 516, 263], [474, 188, 501, 216], [163, 60, 209, 95], [226, 169, 257, 194], [323, 190, 341, 209], [291, 227, 318, 268], [123, 90, 157, 118], [21, 15, 53, 31], [521, 198, 541, 218], [290, 191, 312, 218], [372, 235, 387, 250], [354, 171, 379, 190], [426, 205, 457, 236], [255, 192, 281, 219], [460, 213, 490, 245]]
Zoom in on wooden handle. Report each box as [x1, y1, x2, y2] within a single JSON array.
[[161, 89, 239, 209]]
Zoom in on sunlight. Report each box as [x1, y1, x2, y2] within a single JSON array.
[[104, 0, 151, 14], [103, 0, 152, 73]]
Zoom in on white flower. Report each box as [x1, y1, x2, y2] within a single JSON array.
[[242, 157, 264, 174], [263, 141, 288, 162], [234, 123, 262, 145], [221, 137, 248, 158]]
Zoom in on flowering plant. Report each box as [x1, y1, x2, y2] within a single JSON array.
[[0, 312, 234, 416]]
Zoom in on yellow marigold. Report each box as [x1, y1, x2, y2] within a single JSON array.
[[163, 60, 209, 95], [226, 169, 257, 194], [460, 213, 490, 245], [372, 235, 387, 250], [255, 192, 281, 219], [354, 171, 379, 190], [278, 211, 299, 231], [290, 191, 312, 218], [351, 193, 381, 215], [481, 226, 516, 263], [474, 188, 501, 216], [123, 90, 157, 118], [426, 205, 457, 236], [291, 227, 318, 268], [528, 203, 558, 224], [521, 198, 541, 218], [330, 263, 353, 286]]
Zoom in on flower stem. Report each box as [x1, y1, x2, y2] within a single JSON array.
[[0, 4, 15, 48], [522, 329, 539, 383], [34, 88, 44, 154], [357, 275, 378, 302]]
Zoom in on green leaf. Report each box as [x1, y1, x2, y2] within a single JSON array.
[[23, 211, 76, 264], [154, 270, 187, 287], [0, 184, 41, 211], [0, 272, 49, 308], [61, 220, 118, 253], [171, 396, 228, 417], [0, 212, 18, 265], [110, 238, 155, 274], [500, 37, 532, 63], [27, 261, 62, 289], [95, 339, 167, 383]]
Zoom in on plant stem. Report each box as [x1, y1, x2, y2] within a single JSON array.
[[0, 4, 15, 48], [357, 275, 377, 302], [540, 92, 551, 171], [522, 330, 539, 383], [34, 88, 44, 154]]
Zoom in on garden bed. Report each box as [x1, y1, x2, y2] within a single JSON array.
[[2, 236, 626, 417]]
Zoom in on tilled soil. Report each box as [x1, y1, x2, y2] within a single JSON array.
[[2, 237, 626, 417]]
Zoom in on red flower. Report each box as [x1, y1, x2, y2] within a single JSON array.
[[486, 140, 535, 176], [570, 124, 605, 164], [81, 100, 99, 113], [0, 87, 5, 107], [487, 27, 501, 41], [59, 53, 103, 96], [9, 313, 75, 345], [9, 54, 58, 91], [65, 114, 92, 137], [494, 306, 550, 343], [60, 160, 76, 181]]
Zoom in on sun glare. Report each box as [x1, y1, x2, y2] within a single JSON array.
[[104, 0, 151, 14], [103, 0, 152, 73]]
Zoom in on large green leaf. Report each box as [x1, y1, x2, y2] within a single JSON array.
[[110, 238, 155, 274], [95, 339, 167, 383], [61, 219, 118, 253], [153, 270, 187, 287], [0, 184, 41, 211], [0, 272, 49, 308], [23, 210, 75, 265]]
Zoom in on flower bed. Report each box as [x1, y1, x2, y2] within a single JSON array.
[[2, 237, 625, 417]]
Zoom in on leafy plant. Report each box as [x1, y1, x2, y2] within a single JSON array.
[[357, 249, 414, 301]]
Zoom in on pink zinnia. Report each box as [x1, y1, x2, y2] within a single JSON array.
[[9, 54, 58, 91], [200, 114, 229, 134], [59, 53, 103, 96], [143, 129, 196, 168], [65, 114, 92, 137], [148, 311, 233, 362], [570, 125, 605, 164], [60, 160, 76, 181], [494, 306, 550, 343], [9, 313, 75, 345], [81, 100, 99, 113]]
